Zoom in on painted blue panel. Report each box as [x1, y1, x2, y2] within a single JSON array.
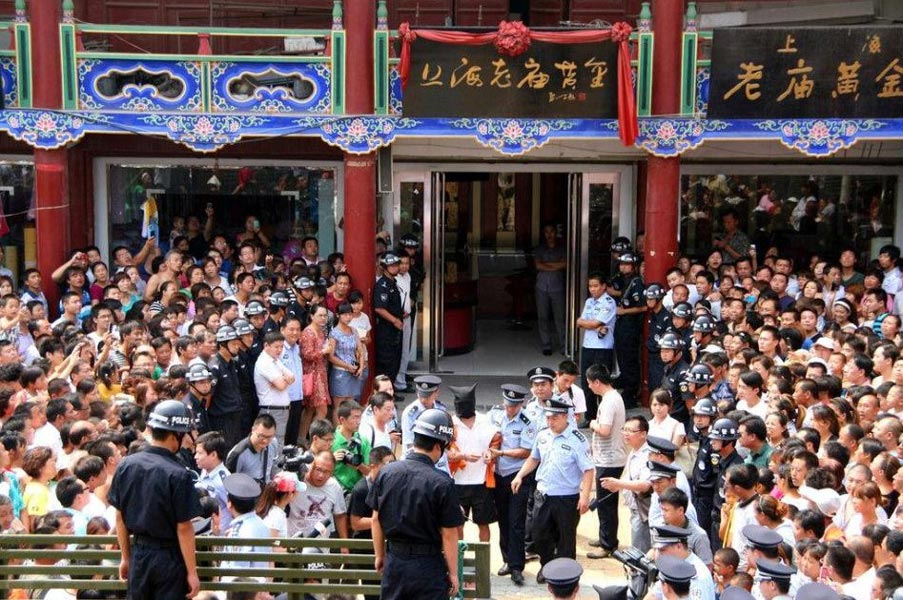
[[78, 58, 203, 112], [210, 61, 332, 114], [0, 57, 18, 108]]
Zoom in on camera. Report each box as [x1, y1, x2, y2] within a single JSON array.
[[613, 547, 658, 600], [275, 445, 315, 475], [341, 437, 363, 466]]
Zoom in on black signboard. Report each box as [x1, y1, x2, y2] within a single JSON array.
[[708, 26, 903, 119], [403, 39, 619, 119]]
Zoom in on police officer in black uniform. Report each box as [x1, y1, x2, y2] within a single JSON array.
[[690, 314, 718, 362], [707, 418, 743, 551], [373, 252, 405, 384], [208, 324, 245, 449], [368, 408, 465, 600], [659, 332, 690, 421], [109, 400, 202, 600], [184, 363, 215, 433], [645, 283, 671, 394], [244, 300, 268, 360], [607, 237, 632, 299], [690, 398, 718, 540], [614, 252, 645, 409], [232, 318, 259, 434], [671, 302, 695, 363], [263, 292, 289, 335]]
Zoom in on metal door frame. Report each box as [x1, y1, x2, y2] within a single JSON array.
[[393, 163, 634, 373]]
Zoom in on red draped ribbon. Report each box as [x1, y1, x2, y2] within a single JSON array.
[[397, 22, 638, 147]]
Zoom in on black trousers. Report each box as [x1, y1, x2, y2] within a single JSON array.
[[647, 353, 665, 397], [581, 347, 614, 420], [595, 465, 624, 551], [286, 400, 303, 446], [693, 491, 715, 550], [615, 323, 642, 408], [381, 551, 449, 600], [207, 411, 244, 451], [374, 325, 403, 383], [493, 472, 533, 571], [128, 544, 188, 600], [533, 491, 579, 567]]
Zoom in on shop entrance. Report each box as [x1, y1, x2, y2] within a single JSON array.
[[392, 165, 633, 377]]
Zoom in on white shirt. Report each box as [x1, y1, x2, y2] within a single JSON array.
[[32, 423, 63, 457], [263, 504, 288, 537], [730, 496, 759, 570], [396, 272, 412, 314], [287, 477, 346, 538], [737, 398, 769, 420], [254, 352, 292, 408], [591, 389, 626, 467], [556, 384, 587, 414], [358, 421, 394, 452], [842, 567, 875, 600], [452, 414, 499, 486]]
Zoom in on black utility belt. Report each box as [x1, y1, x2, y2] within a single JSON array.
[[260, 405, 291, 410], [535, 491, 579, 501], [132, 535, 178, 548], [387, 541, 442, 557]]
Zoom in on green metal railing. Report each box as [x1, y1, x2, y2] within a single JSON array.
[[0, 535, 492, 599]]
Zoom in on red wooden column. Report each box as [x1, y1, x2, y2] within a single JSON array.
[[343, 2, 377, 395], [644, 0, 684, 284], [31, 0, 70, 313]]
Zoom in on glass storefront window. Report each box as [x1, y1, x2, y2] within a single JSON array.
[[680, 173, 898, 264], [107, 164, 339, 262], [0, 160, 35, 285]]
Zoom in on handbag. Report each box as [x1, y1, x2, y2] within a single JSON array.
[[303, 372, 315, 397]]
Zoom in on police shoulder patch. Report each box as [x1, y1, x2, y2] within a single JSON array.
[[519, 413, 531, 424], [572, 429, 587, 443]]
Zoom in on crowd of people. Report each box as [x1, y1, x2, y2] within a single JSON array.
[[1, 201, 903, 600]]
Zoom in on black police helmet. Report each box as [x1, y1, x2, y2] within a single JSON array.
[[610, 236, 632, 253], [412, 408, 454, 444], [683, 363, 714, 385], [216, 325, 238, 344], [691, 397, 718, 417], [709, 418, 740, 441], [232, 318, 254, 337], [658, 332, 685, 350], [644, 283, 666, 300], [146, 399, 195, 433], [672, 302, 694, 320], [245, 300, 267, 316], [269, 291, 290, 308], [692, 314, 717, 334], [186, 363, 214, 383], [618, 252, 639, 265]]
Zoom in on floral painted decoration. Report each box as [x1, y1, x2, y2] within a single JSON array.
[[494, 21, 531, 57]]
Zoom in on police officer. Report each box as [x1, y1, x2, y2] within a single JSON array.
[[708, 418, 743, 551], [659, 332, 690, 421], [654, 548, 710, 600], [108, 400, 202, 600], [679, 363, 715, 430], [373, 253, 405, 384], [651, 524, 716, 600], [232, 317, 259, 434], [185, 362, 215, 433], [645, 283, 671, 393], [691, 314, 718, 362], [208, 324, 245, 449], [524, 366, 577, 428], [368, 408, 465, 600], [607, 237, 633, 298], [288, 276, 316, 323], [263, 291, 290, 334], [743, 525, 786, 577], [671, 302, 695, 362], [512, 396, 593, 584], [400, 375, 446, 451], [542, 557, 583, 600], [614, 252, 645, 409], [755, 559, 796, 600], [488, 383, 536, 586], [399, 233, 425, 304], [244, 300, 268, 359], [220, 473, 271, 570], [690, 398, 718, 539]]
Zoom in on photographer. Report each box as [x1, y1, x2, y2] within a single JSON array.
[[225, 414, 279, 486], [287, 451, 349, 548], [331, 400, 371, 494]]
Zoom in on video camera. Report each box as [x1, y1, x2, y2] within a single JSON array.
[[275, 445, 315, 476], [612, 547, 658, 600]]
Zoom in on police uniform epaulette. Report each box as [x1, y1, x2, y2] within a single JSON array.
[[519, 413, 531, 424], [572, 429, 587, 443]]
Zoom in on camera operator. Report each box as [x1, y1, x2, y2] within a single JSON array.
[[646, 525, 715, 600], [225, 414, 279, 486], [332, 400, 371, 494], [287, 451, 349, 549]]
